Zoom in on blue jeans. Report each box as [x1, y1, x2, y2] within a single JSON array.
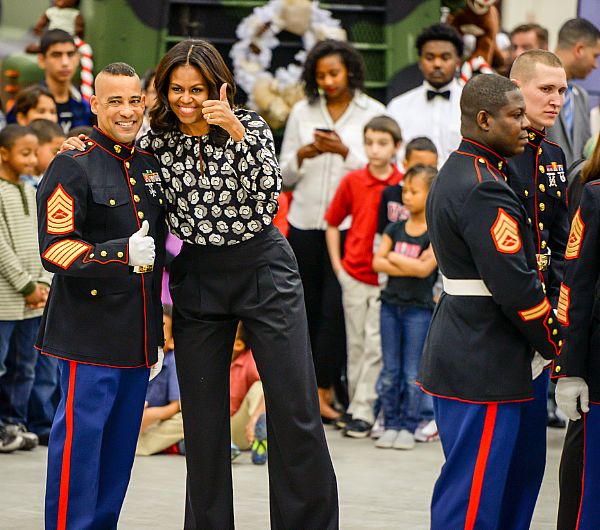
[[378, 303, 431, 432], [0, 317, 42, 425], [27, 354, 60, 436]]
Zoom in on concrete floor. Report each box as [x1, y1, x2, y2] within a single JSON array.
[[0, 425, 566, 529]]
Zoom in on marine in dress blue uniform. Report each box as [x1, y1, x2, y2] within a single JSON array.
[[418, 74, 562, 530], [499, 127, 569, 529], [553, 180, 600, 530], [36, 65, 165, 530]]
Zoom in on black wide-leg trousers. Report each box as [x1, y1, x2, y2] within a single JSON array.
[[170, 225, 339, 530]]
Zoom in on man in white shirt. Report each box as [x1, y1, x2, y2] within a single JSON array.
[[387, 23, 463, 164]]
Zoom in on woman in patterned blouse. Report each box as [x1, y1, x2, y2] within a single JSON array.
[[139, 41, 339, 529]]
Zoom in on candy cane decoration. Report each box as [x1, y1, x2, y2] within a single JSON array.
[[75, 37, 93, 101], [460, 55, 493, 85]]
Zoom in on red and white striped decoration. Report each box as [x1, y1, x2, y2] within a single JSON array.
[[74, 37, 93, 101], [460, 55, 493, 85]]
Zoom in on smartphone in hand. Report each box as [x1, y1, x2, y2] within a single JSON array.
[[315, 128, 333, 133]]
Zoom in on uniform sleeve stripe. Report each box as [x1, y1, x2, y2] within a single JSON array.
[[43, 240, 90, 269], [518, 298, 551, 321], [557, 284, 570, 325], [491, 208, 522, 254], [565, 209, 584, 260], [47, 184, 75, 235]]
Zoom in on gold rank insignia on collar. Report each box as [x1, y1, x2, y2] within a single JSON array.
[[528, 132, 536, 141], [114, 144, 121, 154], [498, 161, 503, 170]]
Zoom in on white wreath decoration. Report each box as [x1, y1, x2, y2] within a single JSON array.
[[230, 0, 346, 129]]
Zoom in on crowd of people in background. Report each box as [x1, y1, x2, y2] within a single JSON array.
[[1, 10, 600, 526]]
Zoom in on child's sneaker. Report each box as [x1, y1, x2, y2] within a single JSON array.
[[343, 419, 372, 439], [231, 442, 241, 462], [393, 429, 416, 450], [5, 423, 38, 450], [414, 419, 439, 443], [0, 426, 22, 453], [251, 413, 267, 465], [375, 429, 399, 449]]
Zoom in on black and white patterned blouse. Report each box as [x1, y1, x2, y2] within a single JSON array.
[[138, 108, 281, 246]]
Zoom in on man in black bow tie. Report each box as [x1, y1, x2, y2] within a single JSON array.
[[387, 23, 464, 164]]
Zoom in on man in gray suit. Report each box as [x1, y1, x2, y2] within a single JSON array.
[[548, 18, 600, 169]]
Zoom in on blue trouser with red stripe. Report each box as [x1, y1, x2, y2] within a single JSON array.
[[497, 370, 549, 529], [431, 388, 546, 530], [45, 359, 148, 530], [558, 403, 600, 530]]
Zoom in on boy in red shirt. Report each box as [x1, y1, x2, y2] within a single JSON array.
[[325, 116, 403, 438]]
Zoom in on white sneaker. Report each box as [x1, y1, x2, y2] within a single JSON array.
[[393, 429, 415, 450], [375, 429, 399, 449], [414, 419, 439, 443]]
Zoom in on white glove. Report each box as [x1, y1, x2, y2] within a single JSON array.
[[128, 220, 155, 266], [531, 351, 552, 380], [149, 347, 164, 381], [556, 376, 590, 421]]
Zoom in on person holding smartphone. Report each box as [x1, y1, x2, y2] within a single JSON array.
[[280, 39, 386, 424]]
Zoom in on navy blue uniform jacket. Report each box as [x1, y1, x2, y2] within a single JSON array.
[[418, 139, 562, 403], [553, 180, 600, 401], [507, 127, 569, 307], [36, 127, 166, 368]]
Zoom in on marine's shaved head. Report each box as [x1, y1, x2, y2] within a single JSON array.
[[510, 50, 563, 84], [460, 73, 519, 127]]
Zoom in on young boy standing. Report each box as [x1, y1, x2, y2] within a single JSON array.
[[0, 125, 51, 451], [325, 116, 403, 437]]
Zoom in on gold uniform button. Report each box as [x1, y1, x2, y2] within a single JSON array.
[[559, 340, 564, 347], [539, 165, 545, 173], [89, 253, 94, 258], [138, 211, 145, 219], [539, 202, 545, 211], [130, 178, 136, 185], [555, 366, 561, 373], [479, 158, 485, 164], [539, 222, 544, 230], [109, 199, 116, 206], [134, 195, 140, 203], [541, 240, 547, 249], [100, 250, 107, 257], [538, 148, 542, 155], [159, 198, 163, 205], [117, 251, 124, 258], [125, 162, 130, 169], [539, 184, 546, 192], [524, 189, 529, 197], [91, 289, 98, 296], [557, 190, 562, 198], [553, 329, 558, 336], [527, 217, 532, 224], [548, 317, 553, 325]]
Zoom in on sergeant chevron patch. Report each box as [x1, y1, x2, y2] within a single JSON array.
[[47, 185, 74, 234], [518, 298, 551, 321], [565, 209, 584, 260], [491, 208, 521, 254], [43, 239, 90, 269], [557, 284, 570, 325]]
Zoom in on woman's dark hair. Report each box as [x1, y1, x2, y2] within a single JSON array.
[[582, 135, 600, 185], [302, 39, 366, 103], [150, 39, 236, 146], [14, 85, 55, 117]]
